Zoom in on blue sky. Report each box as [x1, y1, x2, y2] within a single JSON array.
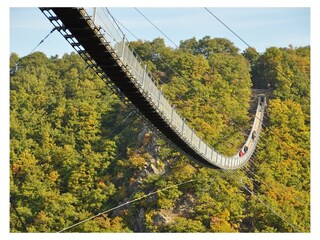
[[10, 7, 310, 58]]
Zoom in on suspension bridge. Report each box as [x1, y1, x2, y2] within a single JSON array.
[[40, 7, 266, 170]]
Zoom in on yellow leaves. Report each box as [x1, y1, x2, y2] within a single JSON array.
[[94, 216, 130, 232], [34, 210, 50, 225], [33, 210, 53, 232], [13, 151, 38, 176], [174, 51, 210, 81], [172, 163, 196, 182], [145, 209, 159, 232], [129, 152, 146, 170], [180, 164, 196, 177], [167, 216, 206, 232], [36, 93, 47, 107], [269, 98, 307, 138], [97, 181, 107, 189], [11, 163, 20, 176], [49, 171, 59, 182], [157, 196, 174, 210], [18, 150, 37, 166], [54, 105, 65, 118], [210, 209, 236, 232]]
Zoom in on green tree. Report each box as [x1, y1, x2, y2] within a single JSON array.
[[165, 217, 206, 232]]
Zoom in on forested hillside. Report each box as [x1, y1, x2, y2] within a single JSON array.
[[10, 36, 310, 232]]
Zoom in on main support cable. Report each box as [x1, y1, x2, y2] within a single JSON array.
[[10, 27, 56, 75], [58, 179, 196, 232], [10, 198, 28, 232], [204, 7, 309, 98], [238, 175, 302, 232], [204, 8, 252, 50], [222, 168, 301, 232], [134, 8, 179, 48], [11, 75, 138, 231], [109, 12, 140, 41], [240, 153, 309, 205], [29, 27, 56, 55]]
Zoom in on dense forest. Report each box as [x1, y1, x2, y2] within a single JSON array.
[[10, 36, 310, 232]]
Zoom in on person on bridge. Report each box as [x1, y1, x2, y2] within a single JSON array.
[[244, 146, 248, 153], [259, 96, 265, 111], [252, 130, 256, 140], [239, 150, 244, 157]]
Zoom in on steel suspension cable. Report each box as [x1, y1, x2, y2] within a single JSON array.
[[204, 8, 252, 49], [10, 27, 56, 75], [223, 168, 303, 232], [29, 27, 56, 55], [134, 8, 179, 48], [13, 110, 139, 232], [58, 178, 196, 232], [10, 199, 28, 232], [204, 7, 310, 98], [110, 14, 140, 41], [241, 156, 309, 205], [12, 71, 138, 229]]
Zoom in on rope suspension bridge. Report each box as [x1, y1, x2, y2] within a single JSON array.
[[9, 7, 309, 233], [40, 7, 266, 170]]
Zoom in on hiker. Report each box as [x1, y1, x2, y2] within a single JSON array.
[[244, 146, 248, 153], [252, 130, 256, 140], [239, 150, 244, 157]]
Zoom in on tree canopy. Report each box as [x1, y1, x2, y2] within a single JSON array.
[[10, 36, 309, 232]]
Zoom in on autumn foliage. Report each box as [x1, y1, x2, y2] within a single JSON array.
[[10, 37, 309, 232]]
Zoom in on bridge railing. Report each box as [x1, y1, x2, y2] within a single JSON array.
[[79, 7, 264, 169]]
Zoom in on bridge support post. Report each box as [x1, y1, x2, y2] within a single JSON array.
[[93, 8, 97, 23], [158, 88, 162, 107], [121, 35, 126, 60], [205, 144, 208, 156], [191, 129, 194, 143], [142, 64, 147, 88], [171, 106, 174, 123], [181, 118, 185, 134]]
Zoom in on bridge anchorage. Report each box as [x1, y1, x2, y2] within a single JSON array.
[[40, 7, 266, 169]]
